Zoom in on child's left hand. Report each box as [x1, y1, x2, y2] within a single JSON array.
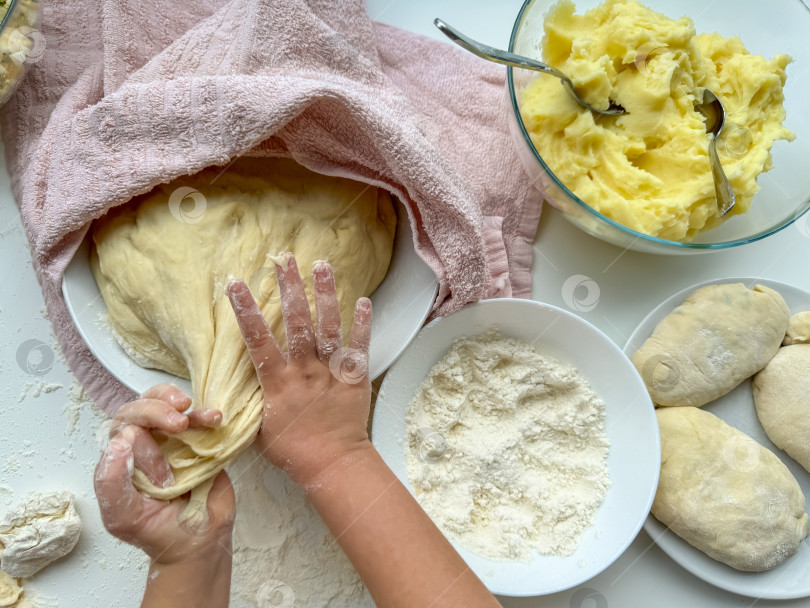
[[93, 383, 235, 565]]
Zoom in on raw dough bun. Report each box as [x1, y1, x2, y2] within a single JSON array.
[[0, 492, 82, 578], [0, 571, 21, 607], [653, 407, 809, 571], [753, 344, 810, 472], [632, 283, 789, 406], [783, 311, 810, 345], [91, 158, 396, 500]]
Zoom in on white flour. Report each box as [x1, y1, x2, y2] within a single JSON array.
[[406, 331, 610, 561], [227, 450, 371, 608]]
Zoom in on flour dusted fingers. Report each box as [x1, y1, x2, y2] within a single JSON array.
[[227, 278, 285, 392], [313, 260, 343, 362], [137, 384, 221, 429], [95, 426, 151, 529], [113, 398, 222, 433], [140, 383, 191, 411], [117, 425, 175, 490], [349, 298, 372, 366], [114, 399, 191, 434], [111, 393, 221, 489], [274, 252, 317, 362]]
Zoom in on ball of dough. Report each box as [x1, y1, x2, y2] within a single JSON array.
[[753, 344, 810, 473], [652, 407, 808, 571], [783, 311, 810, 345], [632, 283, 789, 406], [0, 492, 82, 578], [91, 158, 396, 500]]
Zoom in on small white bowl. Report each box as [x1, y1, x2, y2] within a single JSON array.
[[371, 298, 659, 596]]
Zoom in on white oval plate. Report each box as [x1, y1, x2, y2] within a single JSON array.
[[624, 277, 810, 600], [371, 298, 660, 596], [62, 199, 438, 393]]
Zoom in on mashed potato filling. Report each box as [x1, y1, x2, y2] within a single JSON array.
[[521, 0, 794, 240]]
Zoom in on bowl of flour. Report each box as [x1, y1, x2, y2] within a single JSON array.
[[371, 298, 660, 596]]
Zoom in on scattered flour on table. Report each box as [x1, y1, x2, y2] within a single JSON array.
[[228, 450, 371, 608], [2, 459, 19, 475], [406, 330, 611, 561], [17, 382, 61, 403], [63, 382, 93, 437]]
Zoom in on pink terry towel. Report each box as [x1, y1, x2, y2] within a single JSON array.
[[2, 0, 544, 413]]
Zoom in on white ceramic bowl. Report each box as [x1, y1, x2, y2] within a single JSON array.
[[371, 298, 660, 596], [625, 277, 810, 600], [61, 200, 438, 393]]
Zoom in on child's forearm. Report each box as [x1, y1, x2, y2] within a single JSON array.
[[303, 444, 501, 608], [140, 550, 232, 608]]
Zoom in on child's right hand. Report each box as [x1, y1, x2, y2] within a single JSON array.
[[229, 254, 501, 608], [227, 254, 374, 487]]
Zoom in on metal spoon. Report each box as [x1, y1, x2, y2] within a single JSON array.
[[694, 89, 736, 216], [434, 18, 625, 116], [435, 18, 735, 215]]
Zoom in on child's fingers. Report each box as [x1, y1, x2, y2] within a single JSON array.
[[94, 428, 147, 532], [126, 425, 175, 489], [186, 409, 222, 428], [336, 298, 372, 384], [275, 253, 317, 363], [114, 399, 191, 434], [348, 297, 372, 358], [313, 261, 343, 362], [140, 384, 191, 411], [206, 470, 236, 526], [227, 279, 285, 393], [137, 384, 219, 430]]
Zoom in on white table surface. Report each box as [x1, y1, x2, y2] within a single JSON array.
[[1, 1, 808, 606]]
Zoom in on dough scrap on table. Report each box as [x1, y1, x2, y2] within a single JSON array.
[[653, 407, 808, 572], [0, 571, 21, 607], [91, 158, 396, 500], [632, 283, 789, 407], [0, 491, 81, 579], [753, 343, 810, 474], [521, 0, 793, 240]]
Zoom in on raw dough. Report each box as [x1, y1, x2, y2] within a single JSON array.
[[783, 311, 810, 345], [753, 344, 810, 473], [653, 407, 808, 571], [632, 283, 789, 406], [91, 158, 396, 499], [0, 571, 21, 607], [0, 492, 81, 578]]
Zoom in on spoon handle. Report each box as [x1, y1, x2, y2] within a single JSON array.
[[434, 18, 569, 83], [707, 136, 736, 216]]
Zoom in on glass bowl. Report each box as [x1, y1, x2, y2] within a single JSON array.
[[0, 0, 42, 108], [507, 0, 810, 254]]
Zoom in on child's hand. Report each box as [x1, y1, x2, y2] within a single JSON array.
[[94, 384, 235, 565], [227, 255, 374, 487], [227, 255, 500, 608]]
